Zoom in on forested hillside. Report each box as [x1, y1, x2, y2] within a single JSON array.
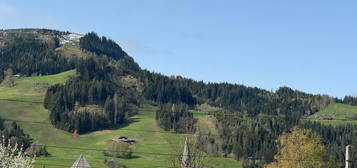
[[1, 29, 357, 168], [0, 30, 76, 82], [44, 33, 141, 133]]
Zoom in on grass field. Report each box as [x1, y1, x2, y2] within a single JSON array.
[[0, 70, 242, 168], [308, 103, 357, 126]]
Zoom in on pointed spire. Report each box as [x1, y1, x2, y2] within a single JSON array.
[[181, 137, 191, 168]]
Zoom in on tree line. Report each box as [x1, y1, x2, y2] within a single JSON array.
[[79, 32, 127, 61], [141, 70, 197, 106], [339, 96, 357, 106]]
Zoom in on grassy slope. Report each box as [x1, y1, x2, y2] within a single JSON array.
[[308, 103, 357, 126], [0, 71, 241, 168]]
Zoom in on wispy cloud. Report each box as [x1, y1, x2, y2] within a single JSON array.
[[0, 3, 64, 30], [118, 39, 156, 56], [0, 3, 22, 21]]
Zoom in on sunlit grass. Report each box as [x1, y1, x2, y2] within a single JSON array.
[[0, 71, 242, 168]]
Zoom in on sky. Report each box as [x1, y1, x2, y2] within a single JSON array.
[[1, 0, 356, 98]]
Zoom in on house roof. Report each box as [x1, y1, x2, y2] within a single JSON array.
[[71, 155, 91, 168]]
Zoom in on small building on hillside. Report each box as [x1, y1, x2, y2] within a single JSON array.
[[71, 154, 91, 168], [111, 136, 137, 144]]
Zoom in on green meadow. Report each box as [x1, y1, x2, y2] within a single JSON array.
[[308, 103, 357, 126], [0, 70, 241, 168]]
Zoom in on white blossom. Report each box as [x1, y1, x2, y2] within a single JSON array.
[[0, 137, 35, 168]]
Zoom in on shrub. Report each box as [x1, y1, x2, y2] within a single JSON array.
[[104, 159, 127, 168], [25, 144, 49, 157], [103, 141, 132, 159]]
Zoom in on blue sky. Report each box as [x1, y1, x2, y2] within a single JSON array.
[[1, 0, 356, 98]]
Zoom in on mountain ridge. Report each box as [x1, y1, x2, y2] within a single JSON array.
[[0, 28, 345, 99]]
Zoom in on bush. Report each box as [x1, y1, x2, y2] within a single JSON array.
[[349, 113, 357, 121], [103, 142, 132, 159], [104, 159, 127, 168], [25, 144, 49, 157]]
